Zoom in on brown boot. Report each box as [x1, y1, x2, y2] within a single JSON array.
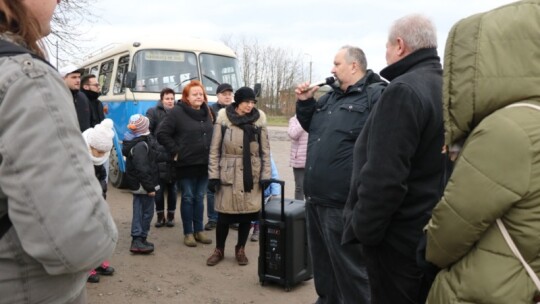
[[206, 248, 224, 266], [154, 211, 165, 228], [166, 211, 175, 227], [235, 245, 248, 266]]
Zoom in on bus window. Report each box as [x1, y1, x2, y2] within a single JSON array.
[[114, 55, 129, 95], [90, 65, 98, 76], [99, 59, 114, 95], [132, 50, 198, 93], [200, 53, 242, 94]]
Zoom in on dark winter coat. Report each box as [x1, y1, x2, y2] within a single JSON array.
[[296, 70, 386, 208], [342, 48, 445, 258], [71, 90, 91, 132], [122, 135, 161, 193], [156, 102, 213, 179], [94, 164, 107, 199], [146, 103, 174, 182], [82, 89, 105, 128], [209, 102, 226, 122]]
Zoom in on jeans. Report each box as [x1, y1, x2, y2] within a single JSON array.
[[206, 190, 218, 222], [155, 180, 177, 213], [177, 176, 208, 235], [131, 194, 155, 238], [293, 168, 305, 200], [306, 203, 370, 304]]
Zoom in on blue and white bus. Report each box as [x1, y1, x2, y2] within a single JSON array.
[[78, 38, 243, 188]]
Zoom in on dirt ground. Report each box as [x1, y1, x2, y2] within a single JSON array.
[[86, 126, 317, 304]]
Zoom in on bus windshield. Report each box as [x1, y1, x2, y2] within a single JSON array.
[[200, 53, 242, 95], [132, 49, 198, 93], [131, 50, 243, 94]]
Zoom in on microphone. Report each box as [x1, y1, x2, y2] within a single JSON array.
[[302, 76, 338, 92]]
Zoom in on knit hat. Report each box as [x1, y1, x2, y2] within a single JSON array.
[[127, 114, 150, 136], [216, 83, 233, 94], [233, 87, 257, 106], [86, 118, 114, 151]]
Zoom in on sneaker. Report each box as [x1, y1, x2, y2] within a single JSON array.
[[206, 248, 224, 266], [184, 234, 197, 247], [130, 237, 154, 254], [194, 231, 212, 244], [142, 237, 154, 248], [250, 224, 259, 242], [235, 245, 249, 266], [204, 221, 217, 231], [87, 270, 100, 283], [95, 265, 115, 276]]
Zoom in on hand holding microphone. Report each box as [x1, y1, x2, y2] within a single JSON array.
[[295, 77, 337, 100]]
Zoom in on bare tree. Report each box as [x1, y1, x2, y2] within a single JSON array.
[[221, 35, 303, 116], [45, 0, 98, 68]]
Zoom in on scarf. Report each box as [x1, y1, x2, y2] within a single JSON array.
[[225, 105, 261, 192], [180, 102, 210, 121]]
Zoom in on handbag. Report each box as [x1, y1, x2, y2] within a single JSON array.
[[497, 219, 540, 302]]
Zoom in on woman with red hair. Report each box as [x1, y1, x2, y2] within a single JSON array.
[[157, 81, 214, 247]]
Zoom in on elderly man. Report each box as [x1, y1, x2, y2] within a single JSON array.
[[295, 46, 386, 304], [342, 14, 445, 304]]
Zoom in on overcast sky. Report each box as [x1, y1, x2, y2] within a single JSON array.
[[72, 0, 516, 82]]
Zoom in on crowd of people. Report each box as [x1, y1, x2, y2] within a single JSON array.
[[2, 0, 540, 303]]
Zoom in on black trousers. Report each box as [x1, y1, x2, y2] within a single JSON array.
[[363, 243, 431, 304]]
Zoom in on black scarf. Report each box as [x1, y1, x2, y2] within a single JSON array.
[[226, 105, 261, 192]]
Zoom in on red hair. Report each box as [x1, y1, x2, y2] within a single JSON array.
[[181, 80, 213, 121]]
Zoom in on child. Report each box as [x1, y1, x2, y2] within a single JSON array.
[[81, 118, 116, 283], [122, 114, 161, 254]]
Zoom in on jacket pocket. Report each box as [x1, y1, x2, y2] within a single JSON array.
[[337, 103, 369, 139], [219, 158, 235, 185]]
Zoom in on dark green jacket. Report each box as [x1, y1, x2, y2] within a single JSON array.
[[426, 1, 540, 302]]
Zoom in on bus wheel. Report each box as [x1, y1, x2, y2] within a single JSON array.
[[109, 146, 127, 188]]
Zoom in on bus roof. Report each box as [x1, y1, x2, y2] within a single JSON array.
[[80, 37, 237, 66]]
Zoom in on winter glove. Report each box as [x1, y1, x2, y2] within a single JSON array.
[[208, 179, 221, 193]]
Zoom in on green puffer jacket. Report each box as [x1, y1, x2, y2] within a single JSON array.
[[426, 1, 540, 303]]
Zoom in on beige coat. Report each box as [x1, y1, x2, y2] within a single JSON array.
[[208, 108, 271, 214]]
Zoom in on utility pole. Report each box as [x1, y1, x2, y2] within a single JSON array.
[[304, 53, 312, 83]]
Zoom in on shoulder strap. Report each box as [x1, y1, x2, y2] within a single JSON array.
[[496, 219, 540, 291], [130, 141, 149, 157]]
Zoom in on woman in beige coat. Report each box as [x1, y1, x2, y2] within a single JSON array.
[[206, 87, 271, 266]]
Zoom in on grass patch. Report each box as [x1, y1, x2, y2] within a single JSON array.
[[266, 115, 289, 126]]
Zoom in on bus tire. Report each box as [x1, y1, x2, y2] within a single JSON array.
[[109, 146, 127, 189]]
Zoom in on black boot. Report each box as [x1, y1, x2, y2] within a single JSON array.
[[155, 211, 165, 228], [166, 211, 175, 227]]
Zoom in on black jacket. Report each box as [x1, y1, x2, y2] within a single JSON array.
[[156, 102, 213, 179], [296, 70, 386, 208], [71, 90, 91, 132], [209, 102, 226, 122], [146, 103, 174, 182], [342, 48, 446, 257], [81, 89, 105, 128], [122, 135, 161, 193]]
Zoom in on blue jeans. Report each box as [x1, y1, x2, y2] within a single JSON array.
[[306, 203, 370, 304], [177, 176, 208, 235], [131, 194, 155, 238], [155, 180, 177, 213], [206, 190, 218, 222]]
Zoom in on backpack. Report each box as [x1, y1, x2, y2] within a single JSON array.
[[0, 40, 55, 239]]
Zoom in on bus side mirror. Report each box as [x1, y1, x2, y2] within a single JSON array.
[[254, 83, 262, 97], [125, 72, 137, 89]]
